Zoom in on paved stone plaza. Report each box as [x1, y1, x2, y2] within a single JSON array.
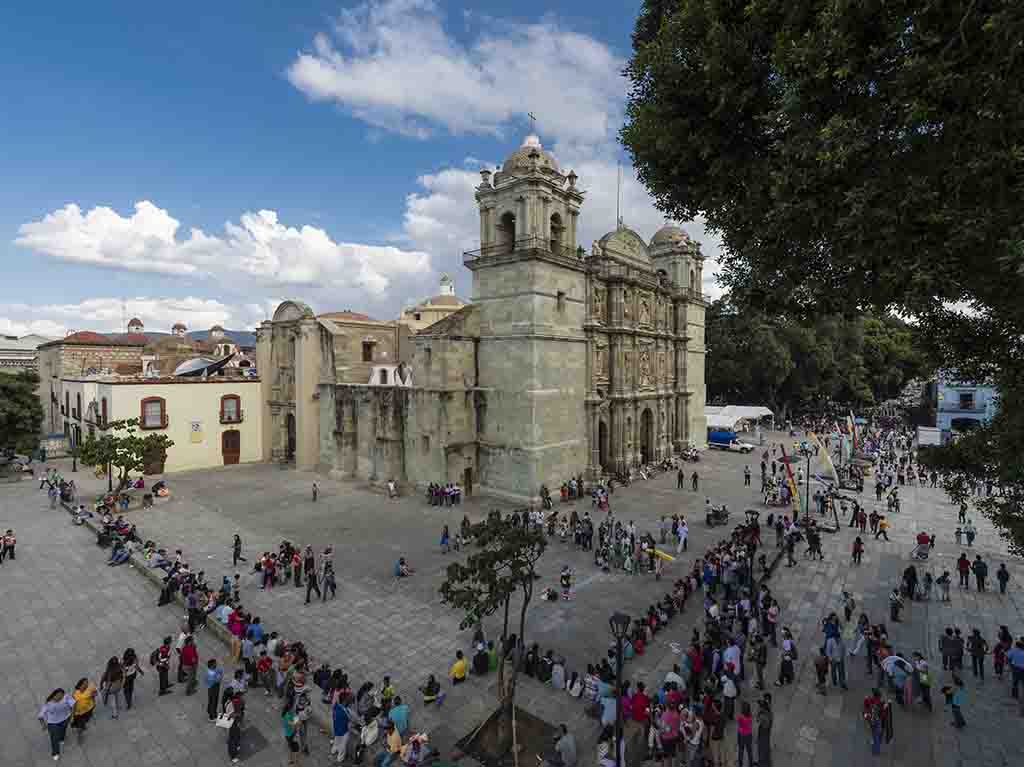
[[2, 435, 1022, 767]]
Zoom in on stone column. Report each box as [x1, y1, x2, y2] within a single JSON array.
[[588, 405, 601, 480]]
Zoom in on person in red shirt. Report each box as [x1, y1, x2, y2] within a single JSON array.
[[181, 636, 200, 695], [631, 681, 651, 726], [256, 651, 275, 696]]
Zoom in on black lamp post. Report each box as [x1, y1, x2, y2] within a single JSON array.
[[800, 446, 813, 523], [609, 612, 631, 767]]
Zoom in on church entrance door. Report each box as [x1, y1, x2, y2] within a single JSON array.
[[286, 413, 296, 461], [222, 430, 240, 465], [598, 420, 609, 471], [640, 408, 654, 465], [463, 467, 474, 497]]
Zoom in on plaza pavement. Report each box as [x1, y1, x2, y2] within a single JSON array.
[[5, 432, 1023, 767]]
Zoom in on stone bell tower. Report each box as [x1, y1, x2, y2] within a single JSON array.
[[462, 134, 588, 502]]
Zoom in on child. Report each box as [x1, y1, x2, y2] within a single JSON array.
[[560, 566, 573, 601]]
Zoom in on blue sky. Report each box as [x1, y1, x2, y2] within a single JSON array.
[[1, 0, 719, 338]]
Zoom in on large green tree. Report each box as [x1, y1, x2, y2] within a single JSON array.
[[0, 370, 44, 453], [624, 0, 1024, 549], [706, 298, 926, 420]]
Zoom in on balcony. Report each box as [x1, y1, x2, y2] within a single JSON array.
[[220, 409, 245, 425], [463, 235, 583, 265]]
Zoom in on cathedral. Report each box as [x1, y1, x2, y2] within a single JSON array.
[[258, 135, 706, 504]]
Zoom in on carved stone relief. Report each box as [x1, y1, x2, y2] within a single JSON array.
[[639, 294, 651, 326], [639, 349, 651, 386], [592, 286, 605, 322], [623, 289, 632, 321], [594, 345, 608, 381]]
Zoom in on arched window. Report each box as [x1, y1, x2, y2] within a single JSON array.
[[690, 269, 696, 290], [100, 397, 108, 427], [379, 369, 388, 385], [140, 396, 167, 429], [220, 394, 242, 424], [498, 211, 516, 251], [550, 212, 563, 252], [75, 393, 82, 420]]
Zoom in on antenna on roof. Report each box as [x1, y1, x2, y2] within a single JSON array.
[[616, 162, 622, 229]]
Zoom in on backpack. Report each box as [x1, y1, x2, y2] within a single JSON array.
[[150, 649, 160, 667]]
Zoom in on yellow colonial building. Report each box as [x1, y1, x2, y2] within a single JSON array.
[[61, 376, 263, 473]]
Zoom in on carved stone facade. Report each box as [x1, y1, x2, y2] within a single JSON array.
[[267, 135, 707, 503]]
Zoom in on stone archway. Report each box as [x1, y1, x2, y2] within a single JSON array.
[[640, 408, 654, 465]]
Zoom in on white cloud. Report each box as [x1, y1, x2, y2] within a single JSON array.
[[0, 297, 270, 338], [15, 201, 432, 297], [289, 0, 724, 299], [286, 0, 623, 146]]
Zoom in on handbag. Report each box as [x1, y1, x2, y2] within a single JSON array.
[[215, 714, 234, 729]]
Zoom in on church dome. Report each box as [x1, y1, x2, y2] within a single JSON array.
[[500, 135, 560, 175], [650, 224, 692, 246]]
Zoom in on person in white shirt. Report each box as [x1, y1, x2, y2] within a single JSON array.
[[676, 520, 688, 554], [723, 640, 743, 679], [664, 665, 685, 689]]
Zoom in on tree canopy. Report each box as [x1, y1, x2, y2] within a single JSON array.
[[624, 0, 1024, 550], [76, 418, 174, 492], [0, 370, 44, 454], [707, 298, 928, 420]]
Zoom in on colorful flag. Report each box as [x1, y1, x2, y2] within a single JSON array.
[[778, 445, 803, 514], [809, 431, 838, 484]]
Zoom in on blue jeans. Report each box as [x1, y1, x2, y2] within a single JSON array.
[[870, 721, 881, 755], [375, 751, 395, 767], [737, 733, 754, 767], [831, 660, 846, 687], [47, 720, 70, 756]]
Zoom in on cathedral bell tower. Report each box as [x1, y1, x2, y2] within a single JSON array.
[[472, 134, 583, 261], [461, 134, 589, 503]]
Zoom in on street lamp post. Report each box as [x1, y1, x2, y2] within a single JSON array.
[[609, 612, 631, 767]]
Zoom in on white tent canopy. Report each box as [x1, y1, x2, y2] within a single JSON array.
[[705, 405, 774, 431]]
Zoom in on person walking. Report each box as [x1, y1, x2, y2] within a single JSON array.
[[39, 688, 75, 761], [967, 629, 989, 681], [153, 637, 173, 695], [321, 560, 338, 600], [972, 555, 988, 592], [99, 657, 125, 719], [677, 468, 685, 490], [957, 554, 971, 589], [226, 693, 245, 763], [736, 701, 755, 767], [756, 695, 773, 767], [826, 632, 847, 689], [312, 482, 319, 502], [69, 678, 97, 739], [232, 534, 245, 567], [743, 466, 751, 487], [1008, 637, 1024, 700], [303, 546, 321, 604], [950, 676, 967, 728], [752, 634, 768, 690], [206, 659, 223, 721], [996, 564, 1010, 594], [181, 636, 199, 694], [121, 648, 143, 710], [863, 688, 884, 755], [851, 536, 864, 565]]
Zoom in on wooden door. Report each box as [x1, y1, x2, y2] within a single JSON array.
[[463, 467, 473, 497], [222, 430, 241, 465]]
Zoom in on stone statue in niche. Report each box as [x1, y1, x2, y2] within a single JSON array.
[[594, 347, 607, 380], [639, 296, 651, 325], [639, 349, 651, 386], [659, 352, 666, 381], [623, 289, 632, 320], [624, 350, 633, 385], [592, 287, 605, 321]]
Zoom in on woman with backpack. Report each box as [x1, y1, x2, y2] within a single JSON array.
[[121, 648, 143, 710]]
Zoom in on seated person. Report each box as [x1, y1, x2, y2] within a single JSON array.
[[108, 541, 132, 566], [387, 479, 398, 498], [394, 558, 414, 578]]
